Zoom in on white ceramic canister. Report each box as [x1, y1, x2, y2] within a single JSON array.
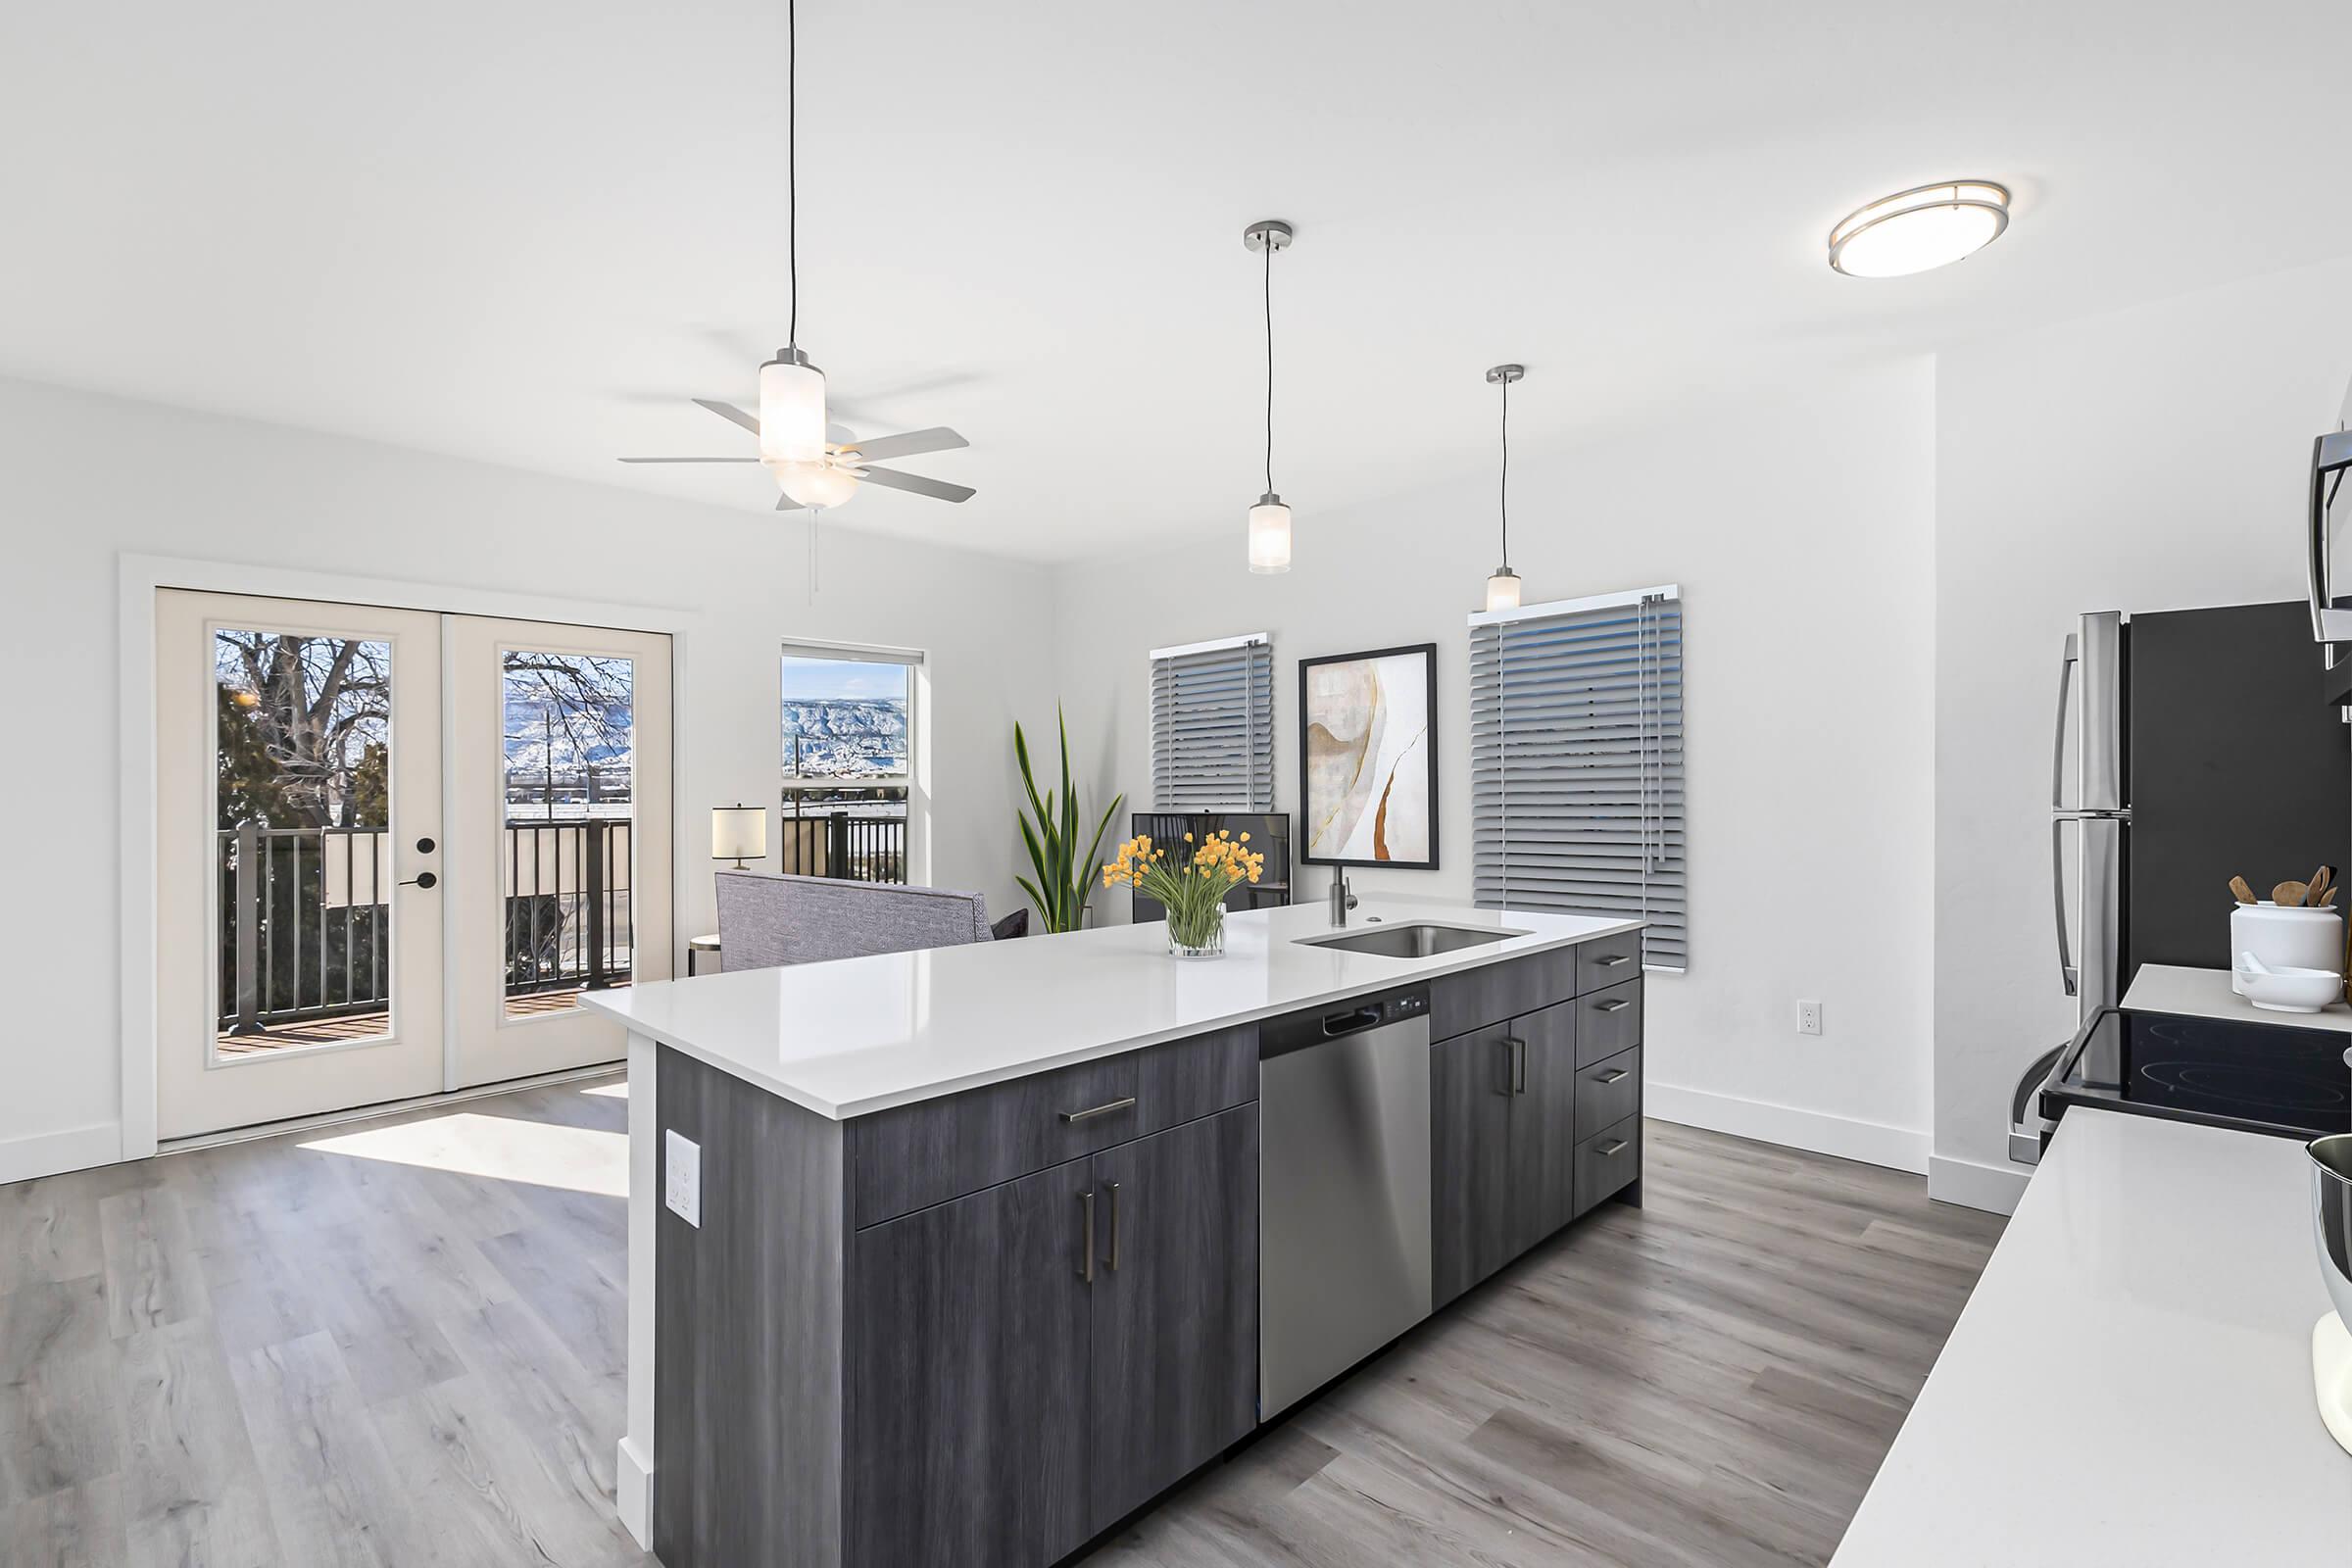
[[2230, 904, 2345, 995]]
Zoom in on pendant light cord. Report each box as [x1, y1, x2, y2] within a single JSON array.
[[1262, 236, 1275, 494], [786, 0, 799, 349], [1499, 375, 1511, 567]]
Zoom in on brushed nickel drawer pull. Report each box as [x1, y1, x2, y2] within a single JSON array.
[[1104, 1182, 1122, 1272], [1597, 1138, 1629, 1157], [1596, 1067, 1630, 1085], [1594, 954, 1633, 967], [1078, 1190, 1096, 1284], [1059, 1097, 1137, 1124], [1593, 999, 1632, 1014]]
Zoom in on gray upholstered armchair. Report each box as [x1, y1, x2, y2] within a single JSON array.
[[713, 870, 994, 970]]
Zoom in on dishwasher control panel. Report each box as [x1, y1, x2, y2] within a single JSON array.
[[1262, 985, 1433, 1059]]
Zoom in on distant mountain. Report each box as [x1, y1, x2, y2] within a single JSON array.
[[782, 698, 906, 778], [503, 692, 633, 777]]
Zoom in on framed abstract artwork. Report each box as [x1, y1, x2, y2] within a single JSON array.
[[1298, 643, 1438, 867]]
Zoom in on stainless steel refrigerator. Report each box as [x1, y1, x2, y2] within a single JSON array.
[[2010, 601, 2350, 1164]]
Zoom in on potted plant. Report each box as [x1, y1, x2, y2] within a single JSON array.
[[1101, 829, 1265, 958], [1013, 710, 1123, 935]]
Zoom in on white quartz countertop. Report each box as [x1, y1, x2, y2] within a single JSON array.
[[1833, 1108, 2352, 1565], [2124, 961, 2352, 1033], [583, 899, 1641, 1119]]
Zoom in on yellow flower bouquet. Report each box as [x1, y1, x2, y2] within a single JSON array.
[[1101, 829, 1266, 957]]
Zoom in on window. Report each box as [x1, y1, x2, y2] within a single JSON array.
[[781, 643, 919, 883], [1150, 634, 1274, 810], [1469, 587, 1685, 970]]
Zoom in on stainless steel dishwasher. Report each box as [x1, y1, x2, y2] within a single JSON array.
[[1258, 985, 1433, 1418]]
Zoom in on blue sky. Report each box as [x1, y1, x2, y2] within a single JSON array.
[[780, 655, 907, 704]]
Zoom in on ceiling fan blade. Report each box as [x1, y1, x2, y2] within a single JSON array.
[[841, 426, 968, 463], [617, 456, 762, 464], [857, 466, 975, 504], [774, 491, 806, 512], [693, 398, 762, 436]]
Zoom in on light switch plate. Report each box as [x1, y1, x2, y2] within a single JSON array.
[[664, 1130, 701, 1227]]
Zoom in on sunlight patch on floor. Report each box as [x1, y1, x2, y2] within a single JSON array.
[[300, 1111, 626, 1197]]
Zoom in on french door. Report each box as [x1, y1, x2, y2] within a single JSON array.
[[155, 590, 672, 1141]]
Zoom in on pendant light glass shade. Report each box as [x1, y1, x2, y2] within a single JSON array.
[[758, 350, 828, 464], [1248, 493, 1292, 574], [770, 457, 858, 508], [1484, 565, 1521, 612]]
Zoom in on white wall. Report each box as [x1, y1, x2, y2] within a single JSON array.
[[1931, 254, 2352, 1211], [0, 375, 1058, 1181], [1054, 361, 1940, 1171]]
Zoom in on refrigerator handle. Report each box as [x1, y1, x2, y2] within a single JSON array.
[[2052, 816, 2080, 999], [2312, 431, 2352, 650], [2051, 632, 2079, 811]]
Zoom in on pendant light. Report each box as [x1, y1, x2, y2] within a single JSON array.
[[1484, 364, 1524, 612], [760, 0, 832, 476], [1244, 220, 1295, 573]]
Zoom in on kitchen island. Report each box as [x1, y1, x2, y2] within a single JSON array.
[[584, 897, 1646, 1567], [1833, 1107, 2352, 1564]]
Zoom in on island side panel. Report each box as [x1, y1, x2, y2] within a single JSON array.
[[655, 1045, 847, 1568], [620, 1032, 659, 1548]]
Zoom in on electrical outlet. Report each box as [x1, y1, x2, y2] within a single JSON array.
[[1796, 1000, 1824, 1037], [664, 1130, 701, 1227]]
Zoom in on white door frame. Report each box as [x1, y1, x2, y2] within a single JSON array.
[[118, 553, 698, 1161]]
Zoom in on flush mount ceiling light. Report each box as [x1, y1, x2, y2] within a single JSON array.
[[1828, 180, 2011, 278], [1484, 364, 1524, 612], [1245, 219, 1295, 574]]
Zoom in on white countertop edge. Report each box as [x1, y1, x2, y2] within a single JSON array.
[[2123, 961, 2352, 1034], [584, 910, 1645, 1120]]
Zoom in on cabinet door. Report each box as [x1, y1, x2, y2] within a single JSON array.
[[1432, 1024, 1517, 1308], [1507, 1000, 1579, 1250], [1089, 1105, 1259, 1533], [846, 1157, 1094, 1568]]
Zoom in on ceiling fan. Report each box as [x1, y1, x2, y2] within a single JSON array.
[[617, 393, 975, 512], [616, 0, 972, 514]]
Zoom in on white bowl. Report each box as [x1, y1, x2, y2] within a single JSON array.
[[2237, 963, 2344, 1013], [2230, 905, 2344, 996]]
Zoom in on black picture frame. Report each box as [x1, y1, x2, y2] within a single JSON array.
[[1297, 642, 1440, 869]]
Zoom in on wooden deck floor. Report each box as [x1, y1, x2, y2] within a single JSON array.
[[0, 1095, 2003, 1567], [215, 989, 612, 1056]]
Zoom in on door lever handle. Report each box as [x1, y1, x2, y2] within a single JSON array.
[[398, 871, 438, 890]]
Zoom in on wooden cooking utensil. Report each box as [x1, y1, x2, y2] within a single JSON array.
[[2313, 866, 2336, 906], [2230, 875, 2259, 905], [2317, 885, 2340, 908], [2275, 880, 2310, 908]]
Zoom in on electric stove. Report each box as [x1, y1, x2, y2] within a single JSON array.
[[2040, 1006, 2352, 1141]]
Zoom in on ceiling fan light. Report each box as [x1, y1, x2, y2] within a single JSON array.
[[1248, 494, 1292, 574], [1828, 180, 2010, 277], [770, 458, 859, 508], [759, 349, 828, 464], [1485, 565, 1522, 613]]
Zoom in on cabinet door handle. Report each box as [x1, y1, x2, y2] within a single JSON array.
[[1103, 1181, 1121, 1272], [1596, 1067, 1630, 1085], [1509, 1037, 1528, 1095], [1494, 1037, 1515, 1097], [1597, 1138, 1628, 1157], [1078, 1190, 1096, 1284], [1593, 999, 1632, 1014], [1059, 1097, 1137, 1125], [1594, 953, 1632, 968]]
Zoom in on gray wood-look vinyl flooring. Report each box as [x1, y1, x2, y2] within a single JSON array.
[[2, 1084, 2001, 1568]]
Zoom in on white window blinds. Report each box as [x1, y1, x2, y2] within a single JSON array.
[[1469, 587, 1686, 970], [1150, 634, 1274, 811]]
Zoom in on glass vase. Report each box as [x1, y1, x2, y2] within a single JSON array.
[[1166, 905, 1226, 958]]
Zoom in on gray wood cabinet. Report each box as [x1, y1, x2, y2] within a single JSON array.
[[1431, 1024, 1516, 1307]]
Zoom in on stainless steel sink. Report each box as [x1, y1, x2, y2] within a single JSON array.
[[1296, 922, 1526, 958]]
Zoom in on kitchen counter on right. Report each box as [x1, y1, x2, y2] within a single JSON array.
[[1833, 1107, 2352, 1564]]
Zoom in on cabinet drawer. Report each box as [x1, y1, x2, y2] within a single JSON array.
[[1575, 979, 1643, 1066], [1574, 1114, 1641, 1216], [850, 1054, 1143, 1227], [1576, 930, 1642, 994], [1572, 1048, 1641, 1143], [1135, 1025, 1257, 1134], [1429, 948, 1579, 1040]]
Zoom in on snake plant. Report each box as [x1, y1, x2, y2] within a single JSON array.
[[1013, 709, 1123, 935]]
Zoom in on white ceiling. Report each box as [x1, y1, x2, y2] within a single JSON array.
[[4, 0, 2347, 563]]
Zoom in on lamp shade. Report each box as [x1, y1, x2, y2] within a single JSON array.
[[758, 352, 828, 464], [710, 804, 767, 866], [1248, 493, 1292, 574], [770, 459, 859, 508], [1484, 565, 1522, 612]]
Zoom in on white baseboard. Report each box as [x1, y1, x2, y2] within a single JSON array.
[[0, 1122, 122, 1187], [1644, 1082, 1930, 1175], [1927, 1153, 2032, 1216], [616, 1435, 653, 1549]]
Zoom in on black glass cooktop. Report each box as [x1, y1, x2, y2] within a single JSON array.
[[2042, 1007, 2352, 1139]]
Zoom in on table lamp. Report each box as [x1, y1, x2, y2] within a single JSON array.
[[710, 804, 767, 871]]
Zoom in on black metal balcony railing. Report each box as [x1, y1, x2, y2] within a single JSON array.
[[217, 820, 637, 1036], [776, 810, 907, 884]]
